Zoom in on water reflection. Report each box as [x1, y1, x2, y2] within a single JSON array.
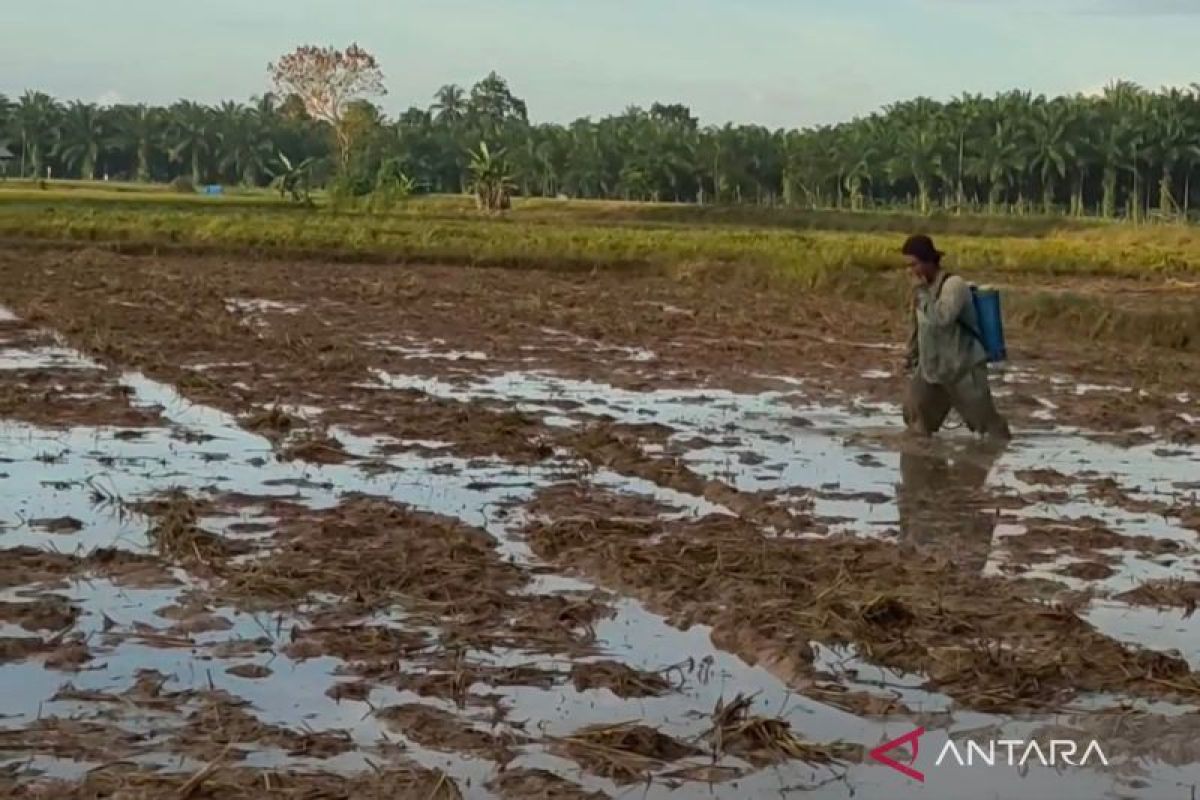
[[896, 443, 1005, 573]]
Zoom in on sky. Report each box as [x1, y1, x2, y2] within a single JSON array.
[[2, 0, 1198, 128]]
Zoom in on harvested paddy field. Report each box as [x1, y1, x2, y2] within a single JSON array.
[[1, 244, 1199, 799]]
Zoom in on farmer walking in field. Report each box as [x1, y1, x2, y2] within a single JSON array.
[[902, 234, 1011, 440]]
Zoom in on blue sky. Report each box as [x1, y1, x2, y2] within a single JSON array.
[[2, 0, 1197, 127]]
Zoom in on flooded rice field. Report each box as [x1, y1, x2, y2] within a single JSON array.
[[0, 249, 1199, 798]]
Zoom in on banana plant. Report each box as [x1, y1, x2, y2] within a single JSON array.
[[468, 141, 514, 211], [269, 151, 317, 202], [368, 157, 417, 211]]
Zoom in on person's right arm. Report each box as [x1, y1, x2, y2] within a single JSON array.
[[917, 276, 970, 328], [905, 310, 919, 372]]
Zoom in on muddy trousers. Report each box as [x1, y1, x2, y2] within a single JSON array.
[[903, 366, 1010, 439]]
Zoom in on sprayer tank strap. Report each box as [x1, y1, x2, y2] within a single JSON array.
[[935, 271, 985, 344]]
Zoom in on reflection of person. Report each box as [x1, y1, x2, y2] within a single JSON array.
[[895, 446, 1002, 574], [901, 234, 1010, 440]]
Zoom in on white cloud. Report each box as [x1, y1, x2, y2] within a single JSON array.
[[96, 89, 124, 107]]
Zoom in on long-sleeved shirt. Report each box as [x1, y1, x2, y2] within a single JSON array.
[[905, 271, 987, 385]]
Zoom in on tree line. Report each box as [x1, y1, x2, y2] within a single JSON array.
[[3, 73, 1199, 219]]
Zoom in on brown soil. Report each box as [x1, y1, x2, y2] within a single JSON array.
[[0, 546, 178, 591], [170, 694, 354, 761], [10, 763, 462, 800], [570, 660, 675, 698], [1000, 517, 1184, 564], [1056, 561, 1118, 581], [487, 768, 609, 799], [385, 659, 561, 704], [119, 489, 615, 719], [27, 516, 84, 535], [278, 430, 351, 464], [558, 425, 819, 533], [0, 636, 52, 665], [0, 248, 1196, 462], [1014, 467, 1078, 487], [0, 719, 155, 763], [221, 496, 526, 610], [523, 484, 1200, 712], [53, 669, 203, 712], [225, 663, 273, 679], [131, 493, 615, 661], [705, 693, 863, 768], [44, 679, 359, 764], [1033, 710, 1200, 768], [0, 316, 161, 428], [376, 704, 519, 763], [1116, 580, 1200, 614], [3, 245, 1200, 793], [550, 721, 702, 784], [1014, 467, 1191, 520], [0, 596, 78, 631], [1085, 477, 1177, 515], [284, 623, 430, 662]]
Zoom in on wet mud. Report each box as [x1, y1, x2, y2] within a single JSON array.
[[0, 247, 1198, 798]]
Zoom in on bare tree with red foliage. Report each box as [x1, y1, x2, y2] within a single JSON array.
[[269, 44, 385, 167]]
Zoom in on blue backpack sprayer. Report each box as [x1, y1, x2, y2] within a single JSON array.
[[968, 285, 1006, 363]]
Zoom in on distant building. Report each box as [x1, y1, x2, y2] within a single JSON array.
[[0, 143, 13, 177]]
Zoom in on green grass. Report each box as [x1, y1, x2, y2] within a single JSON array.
[[2, 194, 1199, 279], [0, 179, 1121, 236], [0, 180, 290, 208]]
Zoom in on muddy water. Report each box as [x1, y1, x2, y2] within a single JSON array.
[[3, 325, 1200, 798]]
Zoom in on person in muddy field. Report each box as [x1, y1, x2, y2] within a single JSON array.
[[901, 234, 1011, 440]]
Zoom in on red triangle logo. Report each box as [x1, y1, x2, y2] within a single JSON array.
[[869, 727, 925, 783]]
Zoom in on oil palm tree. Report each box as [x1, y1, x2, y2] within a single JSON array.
[[944, 92, 987, 211], [0, 93, 13, 172], [55, 101, 107, 179], [1092, 113, 1137, 219], [1028, 98, 1075, 214], [1093, 81, 1145, 219], [251, 92, 279, 118], [215, 101, 272, 185], [110, 104, 163, 182], [523, 125, 568, 197], [967, 120, 1022, 214], [562, 119, 604, 198], [167, 100, 212, 185], [838, 118, 881, 211], [889, 124, 942, 214], [12, 91, 61, 178], [5, 74, 1200, 216], [1147, 89, 1199, 216], [1054, 96, 1091, 216], [885, 97, 949, 213]]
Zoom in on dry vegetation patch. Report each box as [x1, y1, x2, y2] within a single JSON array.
[[524, 484, 1200, 711]]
